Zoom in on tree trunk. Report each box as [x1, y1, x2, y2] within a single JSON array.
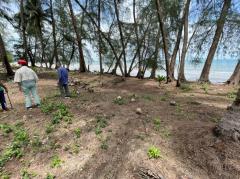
[[0, 33, 14, 76], [155, 0, 170, 82], [98, 0, 103, 74], [234, 88, 240, 106], [226, 60, 240, 85], [67, 0, 86, 72], [150, 24, 161, 79], [199, 0, 231, 82], [178, 0, 191, 83], [113, 0, 127, 76], [50, 0, 59, 68]]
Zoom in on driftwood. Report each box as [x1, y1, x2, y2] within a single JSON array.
[[213, 106, 240, 141], [136, 167, 164, 179]]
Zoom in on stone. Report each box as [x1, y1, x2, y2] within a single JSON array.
[[170, 101, 177, 106], [131, 98, 136, 102], [117, 96, 122, 100], [136, 108, 142, 114]]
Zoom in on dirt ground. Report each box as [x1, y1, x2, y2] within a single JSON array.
[[0, 72, 240, 179]]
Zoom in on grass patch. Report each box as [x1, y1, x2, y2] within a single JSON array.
[[227, 91, 237, 100], [148, 146, 161, 159], [201, 83, 209, 94], [113, 96, 126, 105], [0, 124, 13, 136], [74, 128, 81, 138], [46, 173, 55, 179], [21, 169, 37, 179], [153, 118, 161, 131], [50, 155, 64, 168], [142, 94, 154, 101], [179, 83, 192, 92]]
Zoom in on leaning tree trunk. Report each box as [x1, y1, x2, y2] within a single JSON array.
[[155, 0, 170, 82], [0, 33, 14, 76], [50, 0, 59, 68], [226, 60, 240, 85], [178, 0, 191, 83], [67, 0, 86, 72], [199, 0, 231, 82], [114, 0, 127, 76]]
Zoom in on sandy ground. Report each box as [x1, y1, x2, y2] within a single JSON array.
[[0, 73, 240, 179]]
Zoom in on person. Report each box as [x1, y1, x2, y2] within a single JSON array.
[[0, 81, 9, 111], [14, 58, 41, 109], [57, 64, 70, 98]]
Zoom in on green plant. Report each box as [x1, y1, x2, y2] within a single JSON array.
[[113, 96, 126, 105], [45, 124, 54, 134], [0, 124, 13, 135], [95, 116, 108, 135], [74, 128, 81, 138], [153, 118, 161, 131], [31, 135, 42, 148], [71, 144, 80, 154], [161, 128, 171, 138], [95, 126, 102, 135], [46, 173, 55, 179], [156, 75, 166, 86], [100, 139, 109, 150], [41, 101, 56, 114], [50, 155, 63, 168], [179, 83, 192, 92], [147, 146, 161, 159], [0, 173, 10, 179], [201, 83, 209, 94], [227, 91, 237, 100]]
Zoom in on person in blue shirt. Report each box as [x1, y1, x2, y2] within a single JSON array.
[[57, 65, 70, 97]]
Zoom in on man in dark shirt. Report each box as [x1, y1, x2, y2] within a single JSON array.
[[57, 65, 70, 98]]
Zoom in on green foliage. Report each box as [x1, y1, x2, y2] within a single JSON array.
[[0, 124, 13, 135], [31, 134, 42, 148], [0, 126, 29, 168], [0, 172, 10, 179], [20, 170, 37, 179], [45, 124, 54, 134], [50, 155, 63, 168], [113, 96, 126, 105], [156, 75, 166, 86], [201, 83, 209, 94], [227, 91, 237, 100], [41, 100, 56, 114], [46, 173, 55, 179], [179, 83, 192, 92], [153, 118, 161, 131], [142, 94, 154, 101], [147, 146, 161, 159], [95, 116, 108, 135], [74, 128, 81, 138], [100, 139, 108, 150]]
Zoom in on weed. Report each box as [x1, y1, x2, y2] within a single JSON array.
[[148, 146, 161, 159], [50, 155, 63, 168], [113, 96, 126, 105], [156, 75, 166, 86], [21, 170, 37, 179], [153, 118, 161, 131], [71, 144, 80, 154], [31, 135, 42, 148], [46, 173, 55, 179], [227, 91, 237, 100], [100, 139, 109, 150], [0, 172, 10, 179], [41, 101, 56, 114], [201, 83, 209, 94], [179, 83, 192, 92], [74, 128, 81, 138], [95, 116, 108, 135], [95, 126, 102, 135], [45, 124, 54, 134], [161, 128, 171, 138], [142, 95, 154, 101], [0, 124, 13, 135]]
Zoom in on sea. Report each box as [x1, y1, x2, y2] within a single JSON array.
[[68, 58, 239, 84]]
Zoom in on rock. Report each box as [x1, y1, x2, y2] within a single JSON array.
[[22, 115, 27, 121], [136, 108, 142, 114], [170, 101, 177, 106], [117, 96, 122, 100], [131, 98, 136, 102]]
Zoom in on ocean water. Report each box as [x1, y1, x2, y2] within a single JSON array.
[[69, 58, 239, 84]]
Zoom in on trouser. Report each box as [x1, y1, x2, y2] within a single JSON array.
[[0, 91, 7, 110], [59, 84, 70, 97], [21, 80, 41, 108]]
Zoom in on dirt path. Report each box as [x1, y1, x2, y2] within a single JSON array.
[[0, 73, 239, 179]]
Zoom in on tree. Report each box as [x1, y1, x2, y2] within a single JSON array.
[[67, 0, 86, 72], [0, 33, 14, 76], [199, 0, 232, 82], [226, 60, 240, 85], [177, 0, 191, 83]]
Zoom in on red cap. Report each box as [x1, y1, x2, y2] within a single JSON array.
[[18, 58, 27, 65]]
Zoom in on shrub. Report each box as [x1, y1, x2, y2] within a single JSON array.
[[156, 75, 166, 86]]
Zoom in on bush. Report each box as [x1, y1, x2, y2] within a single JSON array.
[[156, 75, 166, 86]]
